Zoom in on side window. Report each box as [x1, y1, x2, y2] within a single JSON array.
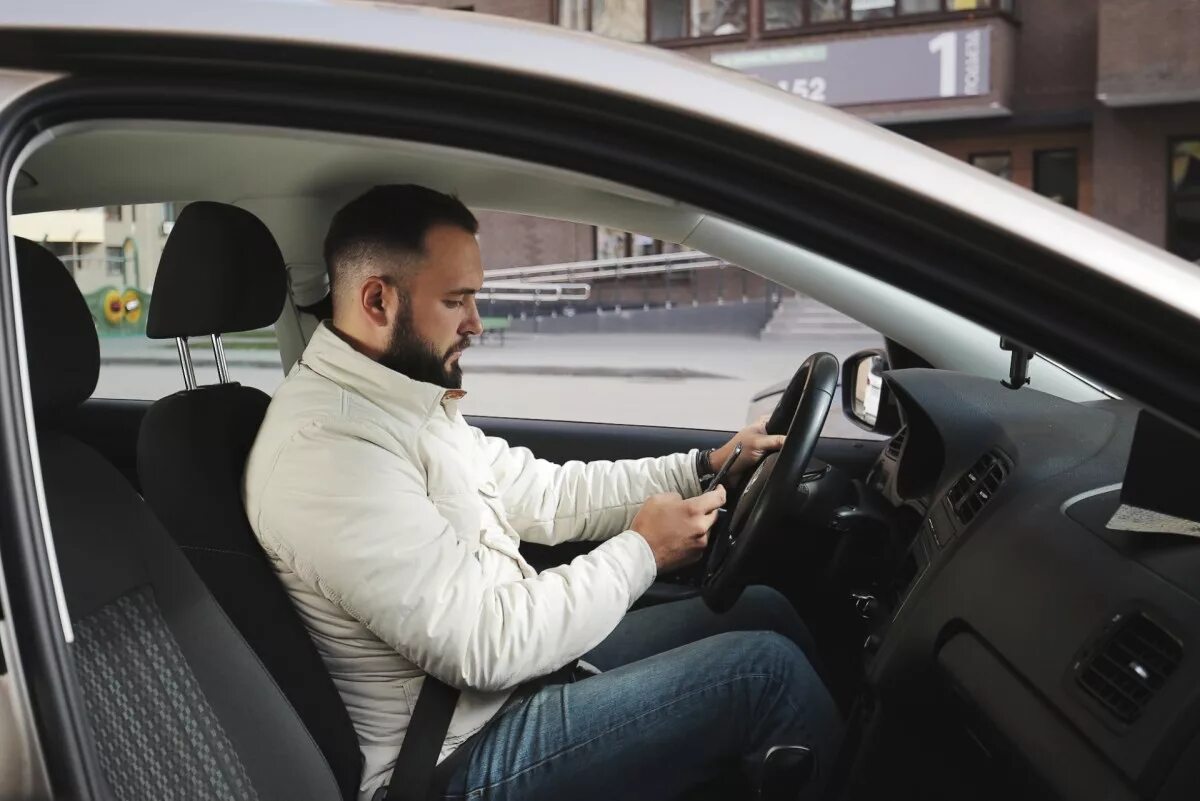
[[1033, 149, 1079, 209], [1168, 138, 1200, 262], [969, 151, 1013, 182], [10, 203, 286, 400], [469, 212, 886, 438]]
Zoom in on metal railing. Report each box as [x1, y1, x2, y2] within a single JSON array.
[[482, 250, 729, 286], [479, 251, 784, 321], [477, 280, 592, 303]]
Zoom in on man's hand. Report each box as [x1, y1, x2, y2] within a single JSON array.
[[710, 415, 786, 480], [631, 487, 727, 573]]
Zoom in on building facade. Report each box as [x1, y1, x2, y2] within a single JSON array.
[[441, 0, 1200, 269], [10, 203, 175, 334], [11, 204, 174, 295]]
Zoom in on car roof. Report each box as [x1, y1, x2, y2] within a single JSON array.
[[3, 0, 1200, 323]]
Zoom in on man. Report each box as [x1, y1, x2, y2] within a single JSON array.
[[244, 185, 841, 801]]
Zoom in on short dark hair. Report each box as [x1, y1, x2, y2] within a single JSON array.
[[323, 184, 479, 306]]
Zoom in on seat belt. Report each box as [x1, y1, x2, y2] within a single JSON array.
[[378, 661, 588, 801], [380, 676, 460, 801]]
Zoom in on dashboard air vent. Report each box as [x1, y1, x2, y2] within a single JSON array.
[[1076, 611, 1183, 724], [885, 427, 908, 459], [946, 451, 1007, 527]]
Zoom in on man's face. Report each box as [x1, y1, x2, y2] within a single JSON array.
[[379, 225, 484, 389]]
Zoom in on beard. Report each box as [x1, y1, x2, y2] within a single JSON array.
[[378, 303, 469, 390]]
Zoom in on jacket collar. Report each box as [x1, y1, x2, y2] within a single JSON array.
[[300, 321, 466, 421]]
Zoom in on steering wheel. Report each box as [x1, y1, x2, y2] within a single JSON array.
[[701, 352, 839, 613]]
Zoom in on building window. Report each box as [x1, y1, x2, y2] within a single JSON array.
[[44, 242, 76, 261], [556, 0, 648, 39], [563, 0, 746, 40], [596, 227, 670, 259], [762, 0, 1009, 31], [596, 226, 628, 260], [852, 0, 895, 22], [809, 0, 846, 22], [558, 0, 589, 28], [1033, 149, 1079, 209], [654, 0, 747, 39], [105, 246, 126, 277], [104, 205, 123, 222], [970, 151, 1013, 181], [899, 0, 941, 12], [1169, 139, 1200, 263], [631, 232, 659, 256], [764, 0, 803, 28], [592, 0, 647, 41], [651, 0, 687, 38]]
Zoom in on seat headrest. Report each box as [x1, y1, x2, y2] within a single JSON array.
[[14, 237, 100, 419], [146, 202, 287, 340]]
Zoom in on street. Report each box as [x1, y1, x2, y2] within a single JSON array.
[[96, 331, 885, 438]]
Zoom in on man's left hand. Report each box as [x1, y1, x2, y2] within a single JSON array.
[[710, 415, 786, 480]]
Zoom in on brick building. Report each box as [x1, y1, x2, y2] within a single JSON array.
[[420, 0, 1200, 276]]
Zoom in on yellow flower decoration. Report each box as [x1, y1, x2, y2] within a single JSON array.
[[103, 289, 124, 325], [122, 289, 142, 324]]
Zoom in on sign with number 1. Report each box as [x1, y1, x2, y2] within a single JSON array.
[[712, 27, 991, 107]]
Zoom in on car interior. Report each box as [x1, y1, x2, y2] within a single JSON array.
[[9, 118, 1200, 801]]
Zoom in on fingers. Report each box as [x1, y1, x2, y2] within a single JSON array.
[[748, 433, 786, 454], [688, 486, 726, 514], [697, 509, 719, 532], [736, 419, 786, 460]]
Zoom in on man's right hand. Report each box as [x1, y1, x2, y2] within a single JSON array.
[[631, 487, 727, 573]]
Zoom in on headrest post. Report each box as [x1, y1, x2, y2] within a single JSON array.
[[175, 337, 197, 391], [211, 334, 231, 384]]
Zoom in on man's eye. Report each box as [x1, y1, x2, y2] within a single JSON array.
[[444, 300, 464, 309]]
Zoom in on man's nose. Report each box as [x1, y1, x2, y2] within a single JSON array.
[[462, 301, 483, 337]]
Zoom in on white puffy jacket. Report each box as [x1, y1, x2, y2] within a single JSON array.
[[243, 323, 701, 799]]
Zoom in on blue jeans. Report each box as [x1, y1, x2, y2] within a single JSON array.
[[441, 586, 843, 801]]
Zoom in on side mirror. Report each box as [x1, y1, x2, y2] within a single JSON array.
[[841, 349, 901, 435]]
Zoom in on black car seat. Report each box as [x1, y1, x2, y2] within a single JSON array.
[[132, 203, 362, 801], [16, 235, 343, 801]]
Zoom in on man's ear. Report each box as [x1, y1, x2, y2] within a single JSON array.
[[359, 276, 391, 328]]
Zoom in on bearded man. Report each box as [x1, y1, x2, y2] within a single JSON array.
[[244, 185, 841, 801]]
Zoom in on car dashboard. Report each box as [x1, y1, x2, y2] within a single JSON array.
[[853, 369, 1200, 801]]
